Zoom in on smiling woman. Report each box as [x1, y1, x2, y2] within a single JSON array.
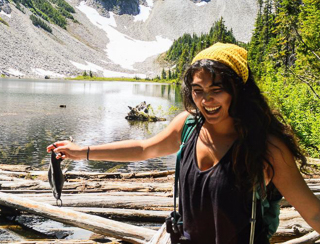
[[47, 43, 320, 244]]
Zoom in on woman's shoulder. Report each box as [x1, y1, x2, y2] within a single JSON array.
[[171, 111, 191, 127], [266, 135, 295, 167], [167, 111, 192, 140]]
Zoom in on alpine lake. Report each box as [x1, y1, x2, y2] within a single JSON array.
[[0, 78, 183, 173], [0, 78, 183, 242]]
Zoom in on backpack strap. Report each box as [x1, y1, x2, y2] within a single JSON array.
[[173, 115, 198, 224], [258, 180, 282, 238], [249, 185, 258, 244]]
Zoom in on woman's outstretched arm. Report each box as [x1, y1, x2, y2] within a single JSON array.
[[269, 136, 320, 233], [47, 111, 189, 162]]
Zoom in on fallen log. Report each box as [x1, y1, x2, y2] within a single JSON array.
[[0, 170, 29, 177], [0, 169, 175, 181], [66, 170, 174, 180], [0, 179, 172, 193], [0, 228, 24, 242], [148, 223, 170, 244], [0, 192, 156, 244], [68, 207, 170, 222], [0, 164, 31, 172], [280, 208, 301, 220], [280, 193, 320, 207], [280, 231, 320, 244], [125, 102, 166, 122], [10, 192, 173, 210], [2, 241, 98, 244], [27, 170, 175, 180]]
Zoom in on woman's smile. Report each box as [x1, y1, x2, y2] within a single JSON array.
[[191, 69, 233, 127], [204, 106, 221, 112]]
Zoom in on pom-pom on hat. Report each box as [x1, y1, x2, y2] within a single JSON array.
[[191, 42, 249, 83]]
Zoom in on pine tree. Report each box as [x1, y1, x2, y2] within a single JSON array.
[[161, 68, 166, 80], [248, 0, 277, 77], [296, 0, 320, 77], [165, 16, 237, 78], [271, 0, 301, 69]]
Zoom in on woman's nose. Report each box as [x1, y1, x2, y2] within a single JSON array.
[[202, 91, 214, 102]]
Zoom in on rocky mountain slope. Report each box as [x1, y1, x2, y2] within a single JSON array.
[[0, 0, 258, 79]]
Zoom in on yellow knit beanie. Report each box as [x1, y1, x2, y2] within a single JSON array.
[[191, 42, 249, 83]]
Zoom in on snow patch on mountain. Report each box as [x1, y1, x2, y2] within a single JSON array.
[[70, 60, 146, 78], [134, 5, 151, 22], [7, 68, 24, 76], [195, 2, 208, 6], [0, 10, 10, 17], [77, 1, 172, 70], [31, 68, 65, 78], [77, 1, 116, 27]]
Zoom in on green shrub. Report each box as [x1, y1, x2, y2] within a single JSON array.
[[14, 0, 70, 29], [258, 65, 320, 158], [30, 14, 52, 33], [50, 0, 75, 13], [58, 7, 74, 19], [0, 17, 9, 26]]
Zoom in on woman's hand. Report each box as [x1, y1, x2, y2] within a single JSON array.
[[46, 111, 189, 162], [47, 141, 86, 160]]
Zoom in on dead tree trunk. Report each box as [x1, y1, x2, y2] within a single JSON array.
[[0, 192, 156, 244]]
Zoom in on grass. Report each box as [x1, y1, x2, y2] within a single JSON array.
[[67, 75, 181, 84]]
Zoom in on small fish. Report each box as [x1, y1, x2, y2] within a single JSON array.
[[48, 147, 64, 206]]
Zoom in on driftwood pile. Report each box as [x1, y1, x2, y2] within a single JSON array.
[[0, 163, 320, 243], [125, 102, 166, 122]]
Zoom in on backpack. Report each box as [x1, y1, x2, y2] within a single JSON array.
[[169, 114, 281, 241], [257, 182, 282, 238]]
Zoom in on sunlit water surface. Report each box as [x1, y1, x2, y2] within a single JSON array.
[[0, 78, 183, 172]]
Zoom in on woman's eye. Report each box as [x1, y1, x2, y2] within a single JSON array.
[[193, 90, 203, 95], [212, 89, 223, 94]]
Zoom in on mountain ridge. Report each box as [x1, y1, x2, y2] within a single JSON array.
[[0, 0, 258, 79]]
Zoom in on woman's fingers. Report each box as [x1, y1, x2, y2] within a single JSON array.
[[47, 140, 82, 160], [46, 141, 70, 152]]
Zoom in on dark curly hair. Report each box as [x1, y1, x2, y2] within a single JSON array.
[[182, 59, 307, 191]]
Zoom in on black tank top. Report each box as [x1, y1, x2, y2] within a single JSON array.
[[179, 121, 269, 244]]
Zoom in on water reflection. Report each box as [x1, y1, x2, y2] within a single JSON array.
[[0, 78, 183, 172], [132, 83, 182, 103]]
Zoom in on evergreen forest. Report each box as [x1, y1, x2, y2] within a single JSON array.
[[164, 0, 320, 158], [9, 0, 76, 31]]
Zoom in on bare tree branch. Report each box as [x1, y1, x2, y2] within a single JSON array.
[[294, 27, 320, 62], [288, 69, 320, 100]]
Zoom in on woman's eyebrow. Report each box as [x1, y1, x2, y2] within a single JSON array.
[[191, 82, 222, 88], [210, 82, 223, 87], [191, 83, 223, 88]]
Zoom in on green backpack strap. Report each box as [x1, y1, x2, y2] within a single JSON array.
[[256, 180, 282, 238], [173, 115, 198, 223], [176, 115, 197, 168]]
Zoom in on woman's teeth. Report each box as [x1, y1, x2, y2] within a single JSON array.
[[204, 106, 221, 112]]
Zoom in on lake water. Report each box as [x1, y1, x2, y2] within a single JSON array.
[[0, 78, 183, 172]]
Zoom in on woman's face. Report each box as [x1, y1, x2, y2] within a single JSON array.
[[191, 68, 233, 126]]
